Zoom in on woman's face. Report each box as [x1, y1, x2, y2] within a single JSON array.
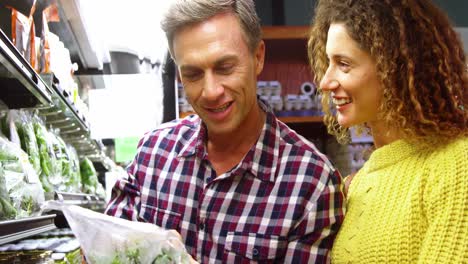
[[320, 23, 383, 128]]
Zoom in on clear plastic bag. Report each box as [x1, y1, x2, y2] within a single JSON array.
[[0, 135, 45, 219], [42, 201, 197, 264]]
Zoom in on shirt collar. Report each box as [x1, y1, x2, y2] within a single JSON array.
[[178, 98, 280, 183]]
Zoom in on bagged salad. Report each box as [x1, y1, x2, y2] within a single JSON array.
[[0, 135, 45, 219], [42, 201, 197, 264]]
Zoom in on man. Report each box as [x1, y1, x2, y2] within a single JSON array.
[[105, 0, 345, 262]]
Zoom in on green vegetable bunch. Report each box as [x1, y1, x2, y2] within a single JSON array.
[[80, 157, 99, 194]]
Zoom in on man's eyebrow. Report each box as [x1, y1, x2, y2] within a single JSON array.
[[213, 55, 238, 65], [180, 55, 239, 71], [180, 65, 199, 72]]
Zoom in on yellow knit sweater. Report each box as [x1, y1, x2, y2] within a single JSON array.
[[331, 137, 467, 263]]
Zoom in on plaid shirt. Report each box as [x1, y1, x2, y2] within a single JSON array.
[[105, 101, 345, 263]]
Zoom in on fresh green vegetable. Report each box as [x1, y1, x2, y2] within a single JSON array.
[[0, 161, 18, 220], [20, 195, 34, 215], [33, 122, 57, 193], [80, 157, 99, 194], [16, 118, 41, 176], [0, 197, 17, 220], [152, 249, 175, 264]]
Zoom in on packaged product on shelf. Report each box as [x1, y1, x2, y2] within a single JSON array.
[[0, 135, 45, 219], [79, 157, 99, 195], [11, 8, 35, 67], [42, 201, 196, 264], [66, 145, 81, 193], [11, 110, 41, 176], [56, 136, 70, 181], [32, 115, 56, 194], [47, 128, 65, 189], [0, 110, 21, 147], [0, 165, 16, 220], [38, 3, 60, 74]]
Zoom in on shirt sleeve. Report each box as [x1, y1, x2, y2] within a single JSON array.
[[284, 168, 345, 263], [104, 140, 145, 221], [419, 142, 467, 263]]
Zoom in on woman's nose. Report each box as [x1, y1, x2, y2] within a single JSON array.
[[320, 67, 339, 91]]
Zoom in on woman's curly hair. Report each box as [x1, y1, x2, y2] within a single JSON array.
[[308, 0, 467, 145]]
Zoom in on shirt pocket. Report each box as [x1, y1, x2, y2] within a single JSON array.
[[139, 204, 181, 231], [224, 231, 288, 261]]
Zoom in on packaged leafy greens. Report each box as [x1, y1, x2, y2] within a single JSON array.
[[56, 135, 71, 190], [42, 201, 196, 264], [11, 110, 41, 176], [0, 110, 21, 147], [65, 144, 81, 193], [80, 157, 99, 194], [47, 128, 64, 188], [0, 135, 45, 219], [32, 116, 56, 194], [0, 165, 17, 220]]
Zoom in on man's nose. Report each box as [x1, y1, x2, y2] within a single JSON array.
[[202, 72, 224, 100]]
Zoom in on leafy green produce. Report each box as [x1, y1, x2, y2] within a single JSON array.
[[33, 122, 55, 193], [20, 195, 34, 215], [0, 151, 18, 162], [80, 157, 98, 194], [0, 196, 17, 219], [0, 165, 17, 220], [47, 129, 64, 186], [56, 136, 71, 184], [14, 112, 41, 176], [67, 145, 81, 193], [152, 249, 176, 264]]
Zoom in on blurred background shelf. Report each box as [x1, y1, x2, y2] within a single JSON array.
[[0, 30, 52, 108], [0, 215, 57, 246], [262, 25, 309, 39]]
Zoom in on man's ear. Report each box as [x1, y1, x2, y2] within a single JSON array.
[[255, 40, 265, 75]]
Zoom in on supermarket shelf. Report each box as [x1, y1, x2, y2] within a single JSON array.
[[0, 29, 52, 108], [262, 26, 309, 40], [54, 192, 105, 211], [40, 73, 90, 133], [0, 215, 57, 246], [278, 115, 323, 124], [0, 30, 103, 158]]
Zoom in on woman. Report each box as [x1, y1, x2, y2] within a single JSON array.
[[308, 0, 467, 263]]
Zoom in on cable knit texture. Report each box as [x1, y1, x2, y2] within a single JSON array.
[[331, 137, 467, 263]]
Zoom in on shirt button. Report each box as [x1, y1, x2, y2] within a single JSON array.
[[252, 248, 259, 256], [199, 222, 205, 230]]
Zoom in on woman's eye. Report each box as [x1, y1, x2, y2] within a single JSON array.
[[338, 61, 350, 71]]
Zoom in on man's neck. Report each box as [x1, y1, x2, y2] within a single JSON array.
[[206, 105, 266, 175]]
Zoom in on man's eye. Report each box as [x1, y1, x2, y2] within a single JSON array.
[[182, 71, 202, 80], [216, 65, 234, 74]]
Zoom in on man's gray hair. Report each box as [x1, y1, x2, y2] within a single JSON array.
[[161, 0, 262, 56]]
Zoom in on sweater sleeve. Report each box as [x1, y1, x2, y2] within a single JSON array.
[[419, 139, 468, 264]]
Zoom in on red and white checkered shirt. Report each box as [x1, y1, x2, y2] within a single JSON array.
[[105, 101, 345, 263]]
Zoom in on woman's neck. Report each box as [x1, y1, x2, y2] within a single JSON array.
[[368, 121, 402, 148]]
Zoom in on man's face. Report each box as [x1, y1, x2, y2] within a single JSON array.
[[173, 12, 265, 136]]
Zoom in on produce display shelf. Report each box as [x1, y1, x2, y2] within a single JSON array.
[[0, 215, 57, 246], [40, 74, 89, 134], [0, 29, 52, 108], [55, 192, 105, 210]]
